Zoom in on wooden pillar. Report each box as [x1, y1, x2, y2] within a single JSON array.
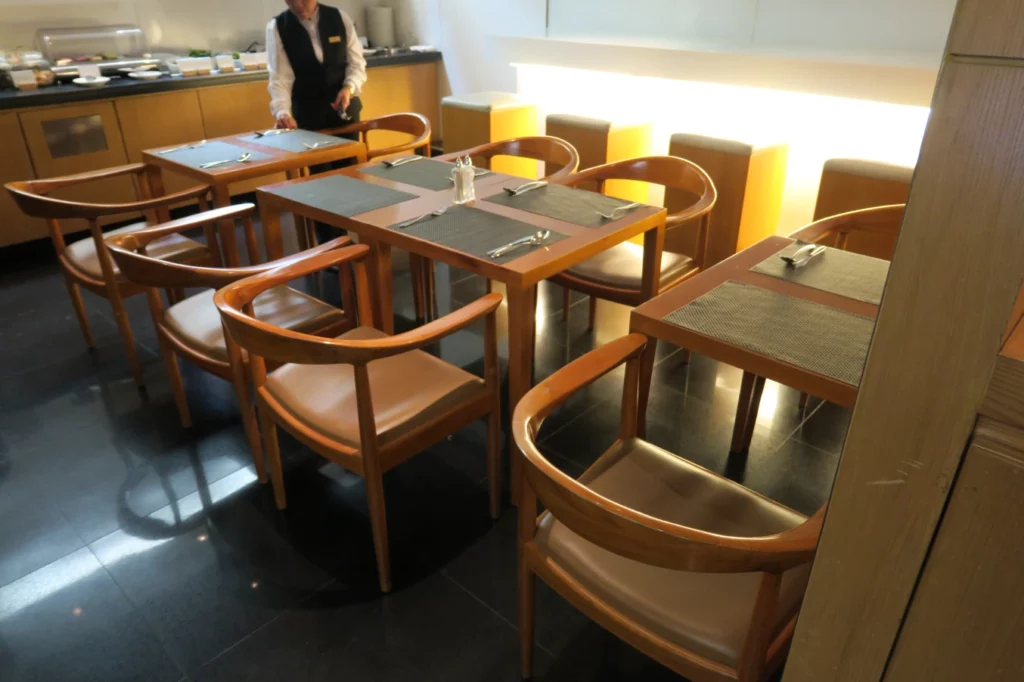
[[783, 1, 1024, 680]]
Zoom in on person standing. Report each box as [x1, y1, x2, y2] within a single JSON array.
[[266, 0, 367, 132]]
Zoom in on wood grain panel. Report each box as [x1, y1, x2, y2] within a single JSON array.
[[19, 101, 135, 233], [784, 59, 1024, 682], [949, 0, 1024, 59], [0, 112, 43, 246], [884, 418, 1024, 682], [115, 90, 207, 196]]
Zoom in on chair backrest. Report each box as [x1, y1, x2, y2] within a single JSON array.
[[320, 112, 432, 160], [559, 156, 719, 268], [789, 204, 906, 257], [514, 333, 823, 575], [438, 136, 580, 182]]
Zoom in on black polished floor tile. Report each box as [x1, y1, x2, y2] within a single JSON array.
[[0, 547, 182, 682]]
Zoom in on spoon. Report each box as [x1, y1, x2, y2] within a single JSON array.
[[158, 139, 207, 155], [395, 206, 448, 229], [487, 230, 551, 259], [199, 152, 251, 170], [596, 202, 643, 220]]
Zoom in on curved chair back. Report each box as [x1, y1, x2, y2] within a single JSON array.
[[438, 136, 580, 182], [319, 112, 431, 161], [559, 156, 719, 268], [789, 204, 906, 256], [513, 333, 823, 575]]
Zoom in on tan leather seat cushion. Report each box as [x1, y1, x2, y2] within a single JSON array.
[[164, 286, 344, 362], [264, 326, 485, 449], [566, 242, 698, 290], [534, 439, 811, 668], [65, 221, 207, 280]]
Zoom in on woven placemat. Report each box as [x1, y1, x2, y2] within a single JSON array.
[[242, 130, 356, 154], [484, 183, 647, 228], [662, 280, 874, 386], [388, 205, 567, 264], [361, 158, 498, 191], [267, 174, 418, 217], [752, 243, 889, 305], [158, 141, 272, 169]]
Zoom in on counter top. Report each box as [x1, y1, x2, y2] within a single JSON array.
[[0, 51, 441, 111]]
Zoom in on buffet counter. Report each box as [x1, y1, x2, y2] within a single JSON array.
[[0, 51, 442, 247]]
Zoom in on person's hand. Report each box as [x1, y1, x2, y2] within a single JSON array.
[[275, 113, 298, 130], [332, 85, 353, 113]]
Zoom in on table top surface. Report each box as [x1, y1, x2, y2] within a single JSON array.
[[142, 131, 367, 184], [631, 236, 882, 406], [257, 160, 668, 288]]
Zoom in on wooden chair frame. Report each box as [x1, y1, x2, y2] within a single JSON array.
[[215, 245, 505, 593], [548, 156, 718, 329], [5, 164, 215, 387], [513, 333, 825, 682], [106, 203, 356, 481], [320, 112, 432, 161]]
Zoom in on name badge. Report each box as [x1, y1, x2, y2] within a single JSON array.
[[328, 35, 342, 44]]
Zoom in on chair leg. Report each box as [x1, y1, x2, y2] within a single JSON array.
[[426, 260, 437, 319], [561, 286, 571, 322], [157, 337, 191, 428], [486, 404, 502, 520], [518, 558, 536, 679], [108, 289, 145, 388], [587, 295, 598, 330], [410, 255, 426, 321], [365, 467, 392, 593], [63, 275, 95, 348], [257, 400, 287, 509], [680, 349, 691, 365]]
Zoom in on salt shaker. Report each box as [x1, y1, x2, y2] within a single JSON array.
[[451, 155, 477, 204]]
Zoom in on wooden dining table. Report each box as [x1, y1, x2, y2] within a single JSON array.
[[142, 130, 368, 267], [256, 155, 668, 491], [630, 235, 882, 452]]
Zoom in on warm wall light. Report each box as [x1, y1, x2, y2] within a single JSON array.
[[514, 63, 930, 232]]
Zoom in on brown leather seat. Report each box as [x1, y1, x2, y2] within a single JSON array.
[[165, 285, 344, 362], [534, 438, 811, 668], [265, 326, 486, 449], [566, 243, 699, 290], [66, 221, 207, 280]]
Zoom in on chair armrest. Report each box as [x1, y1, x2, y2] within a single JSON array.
[[28, 163, 148, 195], [108, 203, 256, 251]]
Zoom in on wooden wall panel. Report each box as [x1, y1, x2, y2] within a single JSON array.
[[884, 418, 1024, 682], [783, 59, 1024, 682], [0, 112, 42, 246], [949, 0, 1024, 59]]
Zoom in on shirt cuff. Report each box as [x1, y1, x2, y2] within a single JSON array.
[[344, 80, 360, 97]]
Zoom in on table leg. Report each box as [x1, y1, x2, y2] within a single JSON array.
[[142, 165, 172, 224], [639, 221, 666, 302], [212, 184, 241, 267], [260, 198, 286, 263], [507, 282, 537, 507], [285, 169, 311, 252], [731, 371, 766, 453], [366, 240, 395, 334], [635, 336, 658, 439]]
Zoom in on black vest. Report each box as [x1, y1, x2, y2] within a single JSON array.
[[275, 4, 361, 129]]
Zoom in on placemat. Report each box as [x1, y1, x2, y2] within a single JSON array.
[[157, 141, 272, 169], [484, 183, 647, 228], [266, 174, 418, 217], [243, 130, 356, 154], [752, 243, 889, 305], [662, 280, 874, 386], [388, 205, 568, 264], [361, 158, 496, 191]]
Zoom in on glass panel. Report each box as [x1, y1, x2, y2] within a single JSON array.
[[41, 114, 108, 159]]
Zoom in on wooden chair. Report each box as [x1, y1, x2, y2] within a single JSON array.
[[549, 156, 717, 330], [413, 136, 582, 321], [6, 164, 215, 387], [106, 203, 356, 481], [215, 244, 504, 593], [321, 112, 431, 161], [732, 204, 907, 451], [513, 333, 824, 681]]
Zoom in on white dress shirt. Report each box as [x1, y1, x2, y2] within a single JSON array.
[[266, 6, 367, 120]]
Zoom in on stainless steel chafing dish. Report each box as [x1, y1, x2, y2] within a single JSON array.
[[36, 25, 162, 78]]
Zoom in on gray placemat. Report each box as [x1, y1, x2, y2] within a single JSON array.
[[361, 158, 495, 191], [663, 280, 874, 386], [266, 174, 418, 217], [388, 205, 568, 264], [242, 130, 356, 154], [484, 183, 647, 228], [752, 243, 889, 305], [158, 141, 272, 169]]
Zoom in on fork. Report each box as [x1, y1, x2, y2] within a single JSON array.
[[303, 141, 339, 151], [382, 156, 421, 168], [159, 140, 207, 155], [394, 206, 448, 229], [596, 202, 643, 220], [199, 152, 252, 170], [503, 181, 547, 197], [254, 129, 291, 137]]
